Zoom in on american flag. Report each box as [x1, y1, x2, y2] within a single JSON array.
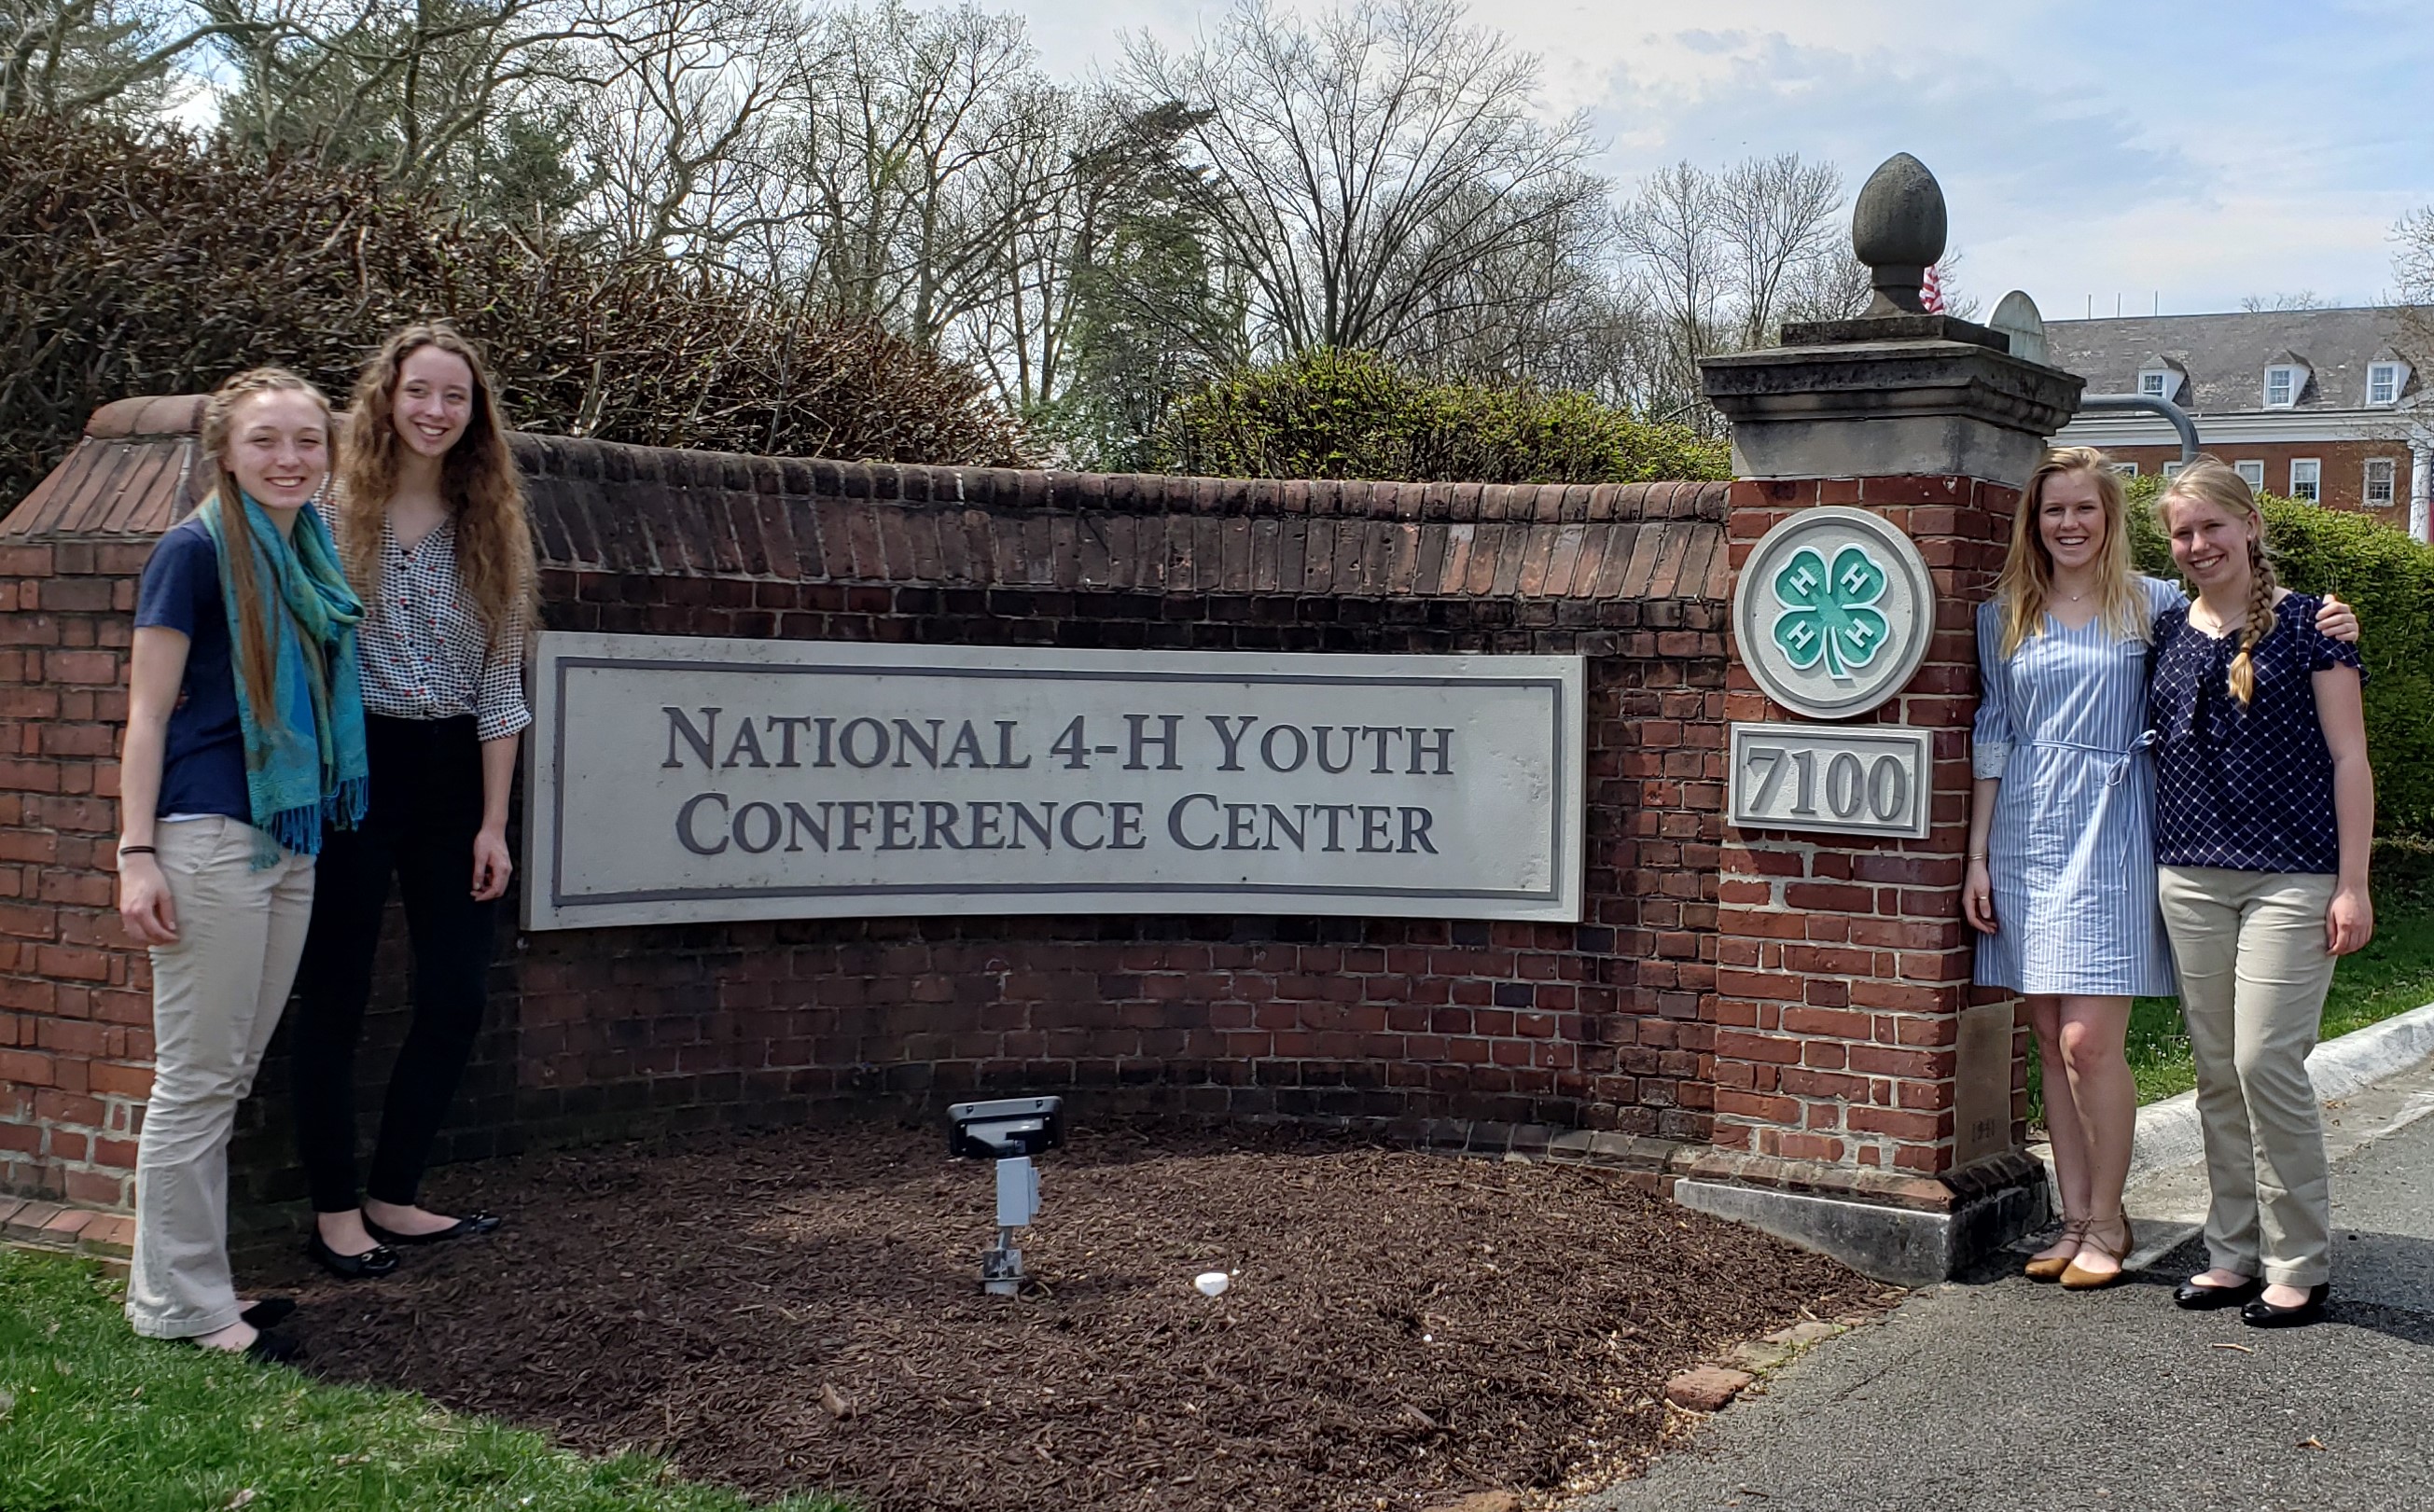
[[1921, 263, 1947, 314]]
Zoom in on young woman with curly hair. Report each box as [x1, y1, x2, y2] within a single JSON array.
[[289, 323, 537, 1278]]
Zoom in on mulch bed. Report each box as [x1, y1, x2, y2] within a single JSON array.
[[274, 1123, 1890, 1510]]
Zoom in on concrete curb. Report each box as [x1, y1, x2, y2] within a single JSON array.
[[2121, 998, 2434, 1185]]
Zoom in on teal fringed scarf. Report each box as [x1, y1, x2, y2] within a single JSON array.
[[198, 490, 369, 865]]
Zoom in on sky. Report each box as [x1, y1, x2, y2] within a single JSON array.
[[1004, 0, 2434, 321]]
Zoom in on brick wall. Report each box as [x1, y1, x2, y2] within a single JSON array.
[[1, 400, 1733, 1214], [0, 536, 155, 1209]]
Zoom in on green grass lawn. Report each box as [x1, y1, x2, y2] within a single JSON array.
[[2030, 846, 2434, 1118], [0, 1250, 848, 1512]]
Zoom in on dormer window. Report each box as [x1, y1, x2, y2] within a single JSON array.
[[2367, 362, 2405, 406], [2136, 361, 2183, 403], [2264, 365, 2302, 409]]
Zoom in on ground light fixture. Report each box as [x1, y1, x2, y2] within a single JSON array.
[[947, 1096, 1064, 1296]]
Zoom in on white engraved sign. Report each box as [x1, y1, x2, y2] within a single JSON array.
[[1732, 506, 1937, 721], [523, 633, 1585, 930], [1727, 722, 1933, 839]]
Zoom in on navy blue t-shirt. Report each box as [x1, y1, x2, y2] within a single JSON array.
[[133, 518, 250, 823], [2150, 590, 2365, 874]]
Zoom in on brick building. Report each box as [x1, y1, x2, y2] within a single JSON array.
[[2046, 305, 2431, 541]]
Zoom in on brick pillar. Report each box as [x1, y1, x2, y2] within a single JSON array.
[[1704, 471, 2016, 1178], [1677, 155, 2086, 1283]]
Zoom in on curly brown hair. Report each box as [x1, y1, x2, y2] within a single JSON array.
[[337, 322, 537, 650], [201, 367, 334, 720]]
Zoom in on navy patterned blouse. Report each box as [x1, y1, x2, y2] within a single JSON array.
[[2150, 590, 2364, 874]]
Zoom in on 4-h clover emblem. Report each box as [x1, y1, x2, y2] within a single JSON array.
[[1732, 506, 1937, 721], [1771, 545, 1889, 680]]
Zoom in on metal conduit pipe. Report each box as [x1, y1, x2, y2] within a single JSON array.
[[2075, 394, 2200, 463]]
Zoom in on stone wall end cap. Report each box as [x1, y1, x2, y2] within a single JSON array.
[[1776, 313, 2004, 353], [88, 395, 207, 439]]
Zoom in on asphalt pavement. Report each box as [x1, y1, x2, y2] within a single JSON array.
[[1573, 1060, 2434, 1512]]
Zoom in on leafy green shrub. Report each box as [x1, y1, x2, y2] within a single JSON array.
[[2127, 474, 2434, 839], [0, 118, 1029, 504], [1149, 348, 1729, 484]]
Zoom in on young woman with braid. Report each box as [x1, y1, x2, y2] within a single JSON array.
[[118, 368, 369, 1357], [288, 325, 535, 1279], [2149, 460, 2371, 1329], [1962, 449, 2355, 1291]]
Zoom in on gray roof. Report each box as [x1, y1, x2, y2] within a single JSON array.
[[2043, 307, 2426, 414]]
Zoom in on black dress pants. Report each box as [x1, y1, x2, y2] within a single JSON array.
[[289, 714, 496, 1214]]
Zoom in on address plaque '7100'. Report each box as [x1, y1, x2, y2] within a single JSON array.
[[1727, 723, 1932, 840]]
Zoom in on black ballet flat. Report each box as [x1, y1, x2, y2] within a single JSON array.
[[305, 1231, 400, 1280], [2172, 1275, 2261, 1311], [364, 1210, 503, 1247], [2240, 1283, 2331, 1329], [238, 1297, 297, 1329], [178, 1327, 303, 1364], [244, 1329, 305, 1365]]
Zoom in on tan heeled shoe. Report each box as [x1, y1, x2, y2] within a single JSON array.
[[2024, 1217, 2090, 1282], [2059, 1214, 2135, 1290]]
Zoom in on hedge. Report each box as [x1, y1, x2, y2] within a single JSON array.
[[1148, 349, 1729, 485], [2127, 476, 2434, 839], [0, 118, 1029, 505]]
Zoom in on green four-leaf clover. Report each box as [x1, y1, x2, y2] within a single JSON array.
[[1771, 545, 1890, 680]]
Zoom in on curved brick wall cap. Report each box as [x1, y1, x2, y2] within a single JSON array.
[[85, 395, 208, 440], [8, 395, 1731, 592]]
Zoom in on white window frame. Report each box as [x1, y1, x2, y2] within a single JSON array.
[[2105, 461, 2140, 478], [2364, 457, 2397, 506], [2163, 460, 2188, 481], [2138, 369, 2170, 399], [2289, 458, 2321, 502], [2366, 362, 2403, 406], [2234, 460, 2267, 490], [2264, 365, 2301, 409]]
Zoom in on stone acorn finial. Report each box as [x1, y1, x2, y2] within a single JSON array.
[[1851, 153, 1948, 317]]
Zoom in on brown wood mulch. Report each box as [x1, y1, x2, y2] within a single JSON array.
[[275, 1124, 1891, 1511]]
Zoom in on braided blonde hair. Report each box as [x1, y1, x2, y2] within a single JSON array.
[[2158, 457, 2276, 705]]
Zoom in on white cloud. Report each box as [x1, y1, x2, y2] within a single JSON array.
[[993, 0, 2434, 314]]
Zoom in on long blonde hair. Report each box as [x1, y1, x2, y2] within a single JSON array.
[[1990, 446, 2149, 659], [201, 368, 335, 719], [338, 322, 536, 650], [2159, 456, 2276, 705]]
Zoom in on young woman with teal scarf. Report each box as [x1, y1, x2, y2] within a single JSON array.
[[116, 368, 369, 1360]]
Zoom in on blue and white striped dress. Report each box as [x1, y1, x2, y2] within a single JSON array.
[[1970, 575, 2181, 996]]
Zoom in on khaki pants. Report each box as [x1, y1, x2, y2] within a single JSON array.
[[124, 817, 314, 1339], [2157, 867, 2338, 1290]]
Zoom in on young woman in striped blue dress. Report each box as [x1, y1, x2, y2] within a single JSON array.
[[1961, 448, 2354, 1289]]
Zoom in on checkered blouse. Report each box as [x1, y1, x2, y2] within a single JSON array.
[[353, 513, 532, 742]]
